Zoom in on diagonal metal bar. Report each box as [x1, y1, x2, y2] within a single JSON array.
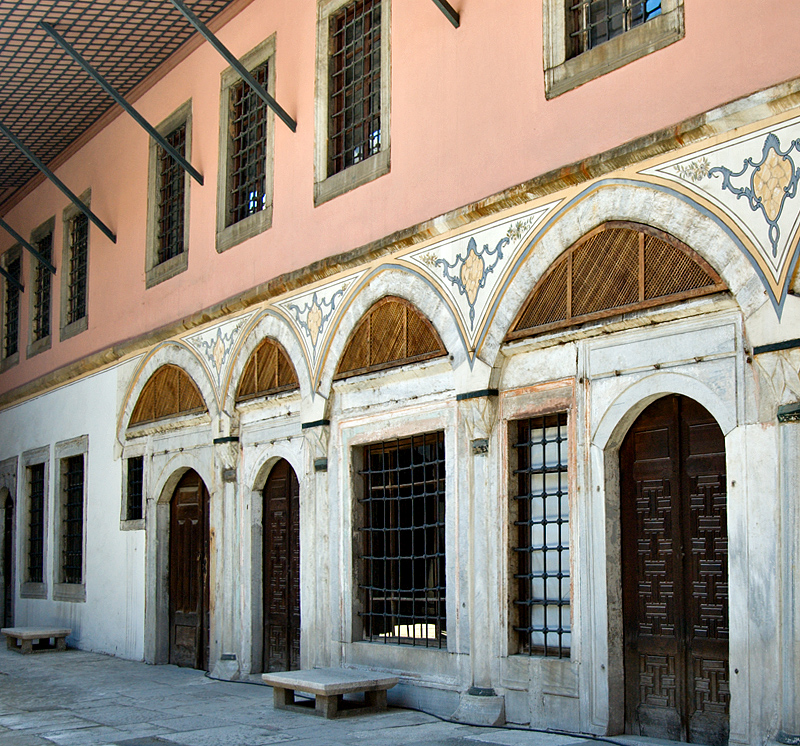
[[0, 120, 117, 245], [0, 264, 23, 293], [168, 0, 297, 133], [39, 21, 204, 186], [432, 0, 460, 27], [0, 218, 57, 275]]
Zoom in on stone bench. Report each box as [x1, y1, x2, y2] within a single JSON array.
[[1, 627, 71, 654], [262, 667, 399, 718]]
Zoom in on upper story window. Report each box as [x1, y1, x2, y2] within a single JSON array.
[[61, 192, 90, 341], [1, 246, 22, 371], [315, 0, 390, 205], [28, 218, 54, 357], [543, 0, 683, 98], [146, 102, 191, 287], [216, 38, 276, 253]]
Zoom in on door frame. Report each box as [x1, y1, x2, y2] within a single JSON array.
[[1, 487, 13, 628]]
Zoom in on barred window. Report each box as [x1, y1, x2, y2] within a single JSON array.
[[3, 253, 21, 359], [513, 413, 571, 657], [27, 463, 45, 584], [32, 233, 52, 342], [328, 0, 382, 177], [67, 213, 88, 325], [157, 124, 186, 264], [61, 455, 84, 585], [358, 431, 446, 648], [227, 61, 269, 227], [568, 0, 661, 57], [126, 456, 144, 522]]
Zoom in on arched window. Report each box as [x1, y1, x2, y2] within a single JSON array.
[[506, 222, 725, 340], [335, 297, 446, 380], [236, 338, 299, 403], [129, 364, 206, 426]]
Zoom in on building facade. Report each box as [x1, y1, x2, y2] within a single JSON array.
[[0, 1, 799, 744]]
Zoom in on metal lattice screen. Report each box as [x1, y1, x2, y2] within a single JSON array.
[[62, 454, 84, 585], [130, 364, 206, 426], [157, 122, 186, 264], [27, 462, 44, 583], [508, 223, 726, 340], [236, 337, 299, 402], [335, 297, 447, 379]]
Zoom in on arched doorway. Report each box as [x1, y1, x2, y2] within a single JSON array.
[[169, 470, 210, 670], [3, 493, 13, 627], [262, 459, 300, 672], [620, 394, 729, 745]]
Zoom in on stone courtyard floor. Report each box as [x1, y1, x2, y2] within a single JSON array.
[[0, 642, 651, 746]]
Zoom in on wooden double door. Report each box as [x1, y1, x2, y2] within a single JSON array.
[[262, 459, 300, 672], [169, 470, 210, 670], [621, 395, 729, 745]]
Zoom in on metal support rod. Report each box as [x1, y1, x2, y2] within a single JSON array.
[[0, 218, 57, 275], [432, 0, 460, 28], [0, 264, 23, 293], [39, 21, 204, 186], [168, 0, 297, 133], [0, 121, 117, 244]]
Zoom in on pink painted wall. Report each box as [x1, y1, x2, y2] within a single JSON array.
[[2, 0, 799, 394]]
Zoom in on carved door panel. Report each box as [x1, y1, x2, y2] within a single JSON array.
[[621, 395, 729, 745], [3, 495, 13, 628], [169, 470, 210, 670], [263, 460, 300, 672]]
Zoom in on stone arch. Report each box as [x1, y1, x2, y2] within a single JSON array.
[[483, 181, 763, 370], [316, 266, 465, 399], [118, 342, 217, 444]]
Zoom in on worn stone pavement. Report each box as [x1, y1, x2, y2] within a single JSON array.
[[0, 642, 641, 746]]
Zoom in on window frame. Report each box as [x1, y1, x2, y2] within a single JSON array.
[[215, 36, 276, 254], [146, 101, 192, 288], [120, 451, 145, 530], [60, 190, 91, 341], [543, 0, 683, 98], [27, 217, 55, 358], [314, 0, 391, 206], [0, 244, 22, 373], [20, 446, 49, 600], [53, 435, 88, 602]]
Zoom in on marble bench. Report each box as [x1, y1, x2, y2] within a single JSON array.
[[2, 627, 71, 653], [262, 667, 399, 718]]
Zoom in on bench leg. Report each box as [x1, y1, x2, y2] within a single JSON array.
[[56, 636, 67, 652], [20, 639, 32, 654], [273, 687, 294, 709], [6, 635, 15, 651], [365, 689, 388, 710], [315, 694, 340, 719]]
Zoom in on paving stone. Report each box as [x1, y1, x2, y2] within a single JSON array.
[[158, 725, 298, 746]]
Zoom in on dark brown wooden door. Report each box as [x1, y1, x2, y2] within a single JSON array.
[[621, 395, 729, 745], [169, 470, 210, 670], [263, 460, 300, 672], [3, 495, 13, 628]]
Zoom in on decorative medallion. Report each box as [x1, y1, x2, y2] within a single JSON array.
[[641, 116, 800, 315], [185, 312, 255, 391]]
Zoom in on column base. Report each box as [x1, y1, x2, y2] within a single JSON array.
[[451, 690, 505, 726]]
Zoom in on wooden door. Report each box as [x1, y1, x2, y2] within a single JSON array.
[[263, 460, 300, 672], [3, 495, 12, 628], [621, 395, 729, 745], [169, 470, 210, 670]]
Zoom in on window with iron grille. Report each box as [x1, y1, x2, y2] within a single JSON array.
[[32, 232, 52, 343], [61, 455, 84, 585], [27, 463, 45, 584], [327, 0, 382, 177], [157, 124, 186, 264], [513, 413, 571, 657], [126, 456, 144, 522], [358, 431, 446, 648], [67, 213, 88, 326], [568, 0, 661, 57], [227, 61, 269, 227], [2, 252, 21, 360]]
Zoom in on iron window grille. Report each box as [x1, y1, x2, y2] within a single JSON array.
[[157, 124, 186, 264], [32, 233, 53, 342], [227, 61, 269, 227], [513, 413, 571, 657], [567, 0, 661, 57], [28, 463, 45, 584], [358, 430, 446, 648], [67, 213, 88, 325], [62, 455, 84, 585], [328, 0, 382, 177], [126, 456, 144, 522], [3, 254, 21, 358]]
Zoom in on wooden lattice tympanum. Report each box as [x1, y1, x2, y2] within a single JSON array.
[[236, 338, 299, 403], [129, 364, 206, 426], [335, 297, 447, 380], [506, 222, 727, 340]]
